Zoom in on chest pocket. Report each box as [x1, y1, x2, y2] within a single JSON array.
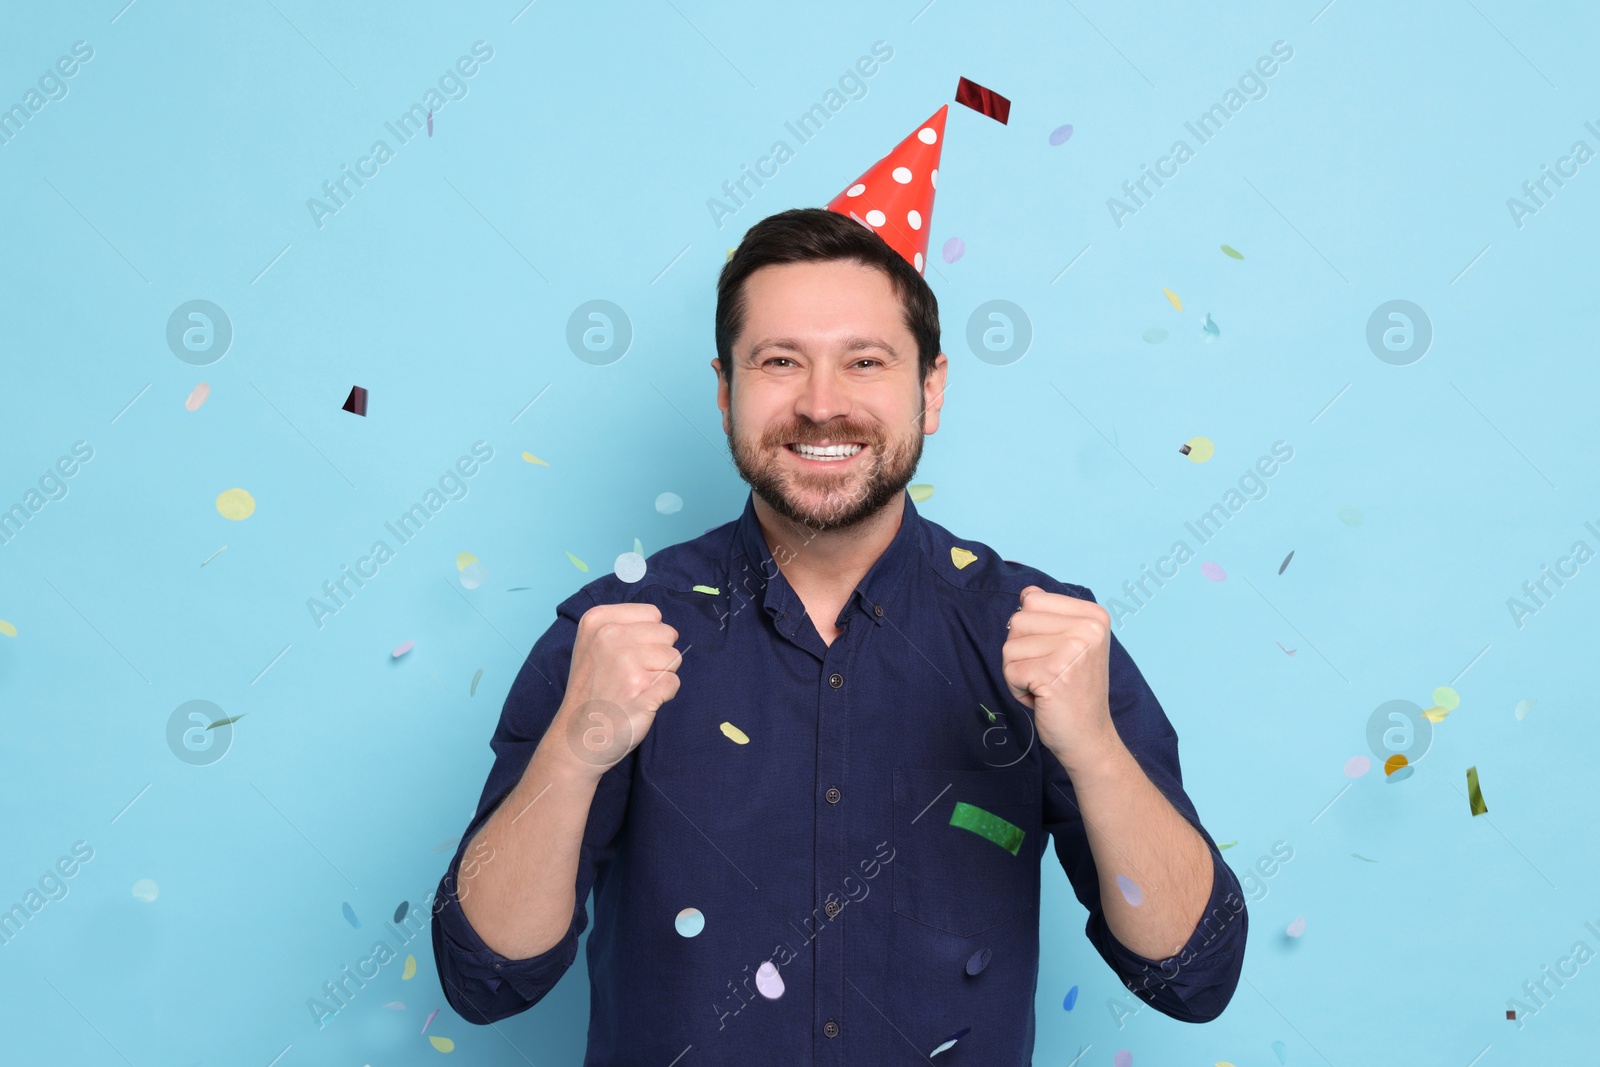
[[892, 767, 1039, 939]]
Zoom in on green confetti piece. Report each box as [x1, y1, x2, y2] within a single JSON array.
[[977, 701, 997, 723], [206, 713, 246, 730], [470, 668, 483, 697], [909, 483, 935, 503], [950, 801, 1024, 856], [1216, 839, 1237, 850], [1466, 765, 1488, 816], [633, 537, 644, 556], [1352, 853, 1378, 862], [692, 584, 720, 595], [1221, 244, 1244, 260]]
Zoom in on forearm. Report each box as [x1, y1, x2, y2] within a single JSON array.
[[457, 726, 603, 960], [1060, 736, 1214, 960]]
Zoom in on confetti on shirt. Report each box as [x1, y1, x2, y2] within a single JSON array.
[[949, 801, 1024, 855], [719, 721, 750, 745], [950, 546, 978, 570], [693, 584, 720, 595], [755, 960, 785, 999], [1115, 873, 1144, 906], [675, 907, 705, 937]]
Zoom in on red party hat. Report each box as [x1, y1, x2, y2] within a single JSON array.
[[825, 105, 947, 277]]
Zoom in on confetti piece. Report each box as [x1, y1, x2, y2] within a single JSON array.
[[1218, 1063, 1238, 1067], [341, 385, 368, 416], [426, 109, 433, 137], [1352, 853, 1377, 862], [1344, 755, 1371, 778], [1183, 436, 1214, 462], [455, 552, 478, 571], [506, 587, 530, 592], [1278, 550, 1294, 575], [1383, 753, 1408, 776], [1115, 1050, 1133, 1067], [1338, 505, 1363, 527], [950, 546, 978, 569], [458, 561, 488, 589], [385, 1001, 406, 1010], [675, 907, 705, 937], [954, 75, 1010, 123], [1272, 1039, 1289, 1063], [0, 620, 18, 637], [216, 488, 255, 520], [1162, 287, 1182, 311], [394, 901, 410, 924], [566, 551, 588, 572], [1217, 840, 1237, 850], [1275, 641, 1296, 656], [942, 236, 966, 263], [1049, 123, 1074, 145], [392, 640, 415, 658], [1507, 1009, 1517, 1020], [949, 801, 1024, 855], [1142, 327, 1168, 343], [1286, 915, 1306, 937], [433, 837, 460, 854], [1421, 705, 1449, 723], [692, 584, 720, 595], [1514, 699, 1535, 720], [1201, 313, 1220, 341], [1115, 873, 1144, 906], [1062, 985, 1079, 1011], [132, 879, 159, 902], [421, 1007, 439, 1034], [1221, 244, 1244, 260], [200, 545, 227, 567], [206, 713, 246, 730], [909, 483, 935, 502], [185, 382, 210, 411], [521, 451, 549, 465], [965, 947, 992, 975], [470, 668, 483, 696], [931, 1039, 956, 1057], [932, 1027, 972, 1056], [719, 721, 749, 745], [402, 954, 417, 979], [1200, 561, 1227, 582], [343, 902, 360, 928], [1432, 686, 1460, 710], [978, 701, 997, 724], [656, 491, 683, 513], [726, 247, 736, 262], [1466, 766, 1488, 815], [755, 959, 784, 999], [633, 537, 644, 556], [428, 1035, 454, 1052], [614, 551, 646, 583]]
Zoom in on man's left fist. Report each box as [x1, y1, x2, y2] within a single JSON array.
[[1001, 584, 1117, 772]]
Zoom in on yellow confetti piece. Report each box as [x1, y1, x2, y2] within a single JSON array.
[[1220, 245, 1244, 260], [566, 551, 589, 572], [1383, 753, 1408, 776], [215, 488, 255, 520], [428, 1035, 455, 1052], [0, 620, 16, 637], [720, 721, 749, 744], [1421, 705, 1450, 723], [726, 247, 737, 261], [1432, 685, 1459, 710], [521, 451, 549, 465], [692, 584, 720, 595], [455, 551, 478, 571], [1183, 436, 1215, 463], [1217, 1062, 1239, 1067], [908, 483, 935, 503], [950, 546, 978, 570], [185, 382, 210, 411], [402, 954, 417, 980], [1162, 287, 1183, 311]]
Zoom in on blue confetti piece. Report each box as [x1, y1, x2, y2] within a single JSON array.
[[342, 901, 360, 928], [1201, 312, 1220, 342]]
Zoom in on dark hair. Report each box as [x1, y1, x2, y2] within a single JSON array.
[[714, 207, 941, 391]]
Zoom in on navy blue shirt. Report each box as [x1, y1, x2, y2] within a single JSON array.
[[433, 488, 1247, 1064]]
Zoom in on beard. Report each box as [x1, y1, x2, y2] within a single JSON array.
[[727, 398, 925, 533]]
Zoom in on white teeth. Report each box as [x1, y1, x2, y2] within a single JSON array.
[[792, 443, 863, 459]]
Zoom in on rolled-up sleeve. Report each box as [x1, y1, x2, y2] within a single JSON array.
[[1041, 582, 1248, 1024], [432, 584, 637, 1025]]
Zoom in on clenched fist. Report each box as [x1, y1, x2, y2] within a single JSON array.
[[555, 601, 682, 779]]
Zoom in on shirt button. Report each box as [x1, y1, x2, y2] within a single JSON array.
[[494, 963, 502, 971], [825, 786, 841, 804], [823, 1020, 840, 1038], [824, 899, 843, 919], [829, 672, 844, 689], [874, 604, 883, 616]]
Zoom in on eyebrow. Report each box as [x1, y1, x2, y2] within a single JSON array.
[[746, 336, 900, 361]]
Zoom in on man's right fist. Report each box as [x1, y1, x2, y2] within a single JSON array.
[[556, 601, 681, 776]]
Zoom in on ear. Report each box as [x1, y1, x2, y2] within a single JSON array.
[[712, 358, 731, 435], [921, 352, 948, 434]]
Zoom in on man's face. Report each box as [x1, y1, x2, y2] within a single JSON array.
[[714, 258, 947, 532]]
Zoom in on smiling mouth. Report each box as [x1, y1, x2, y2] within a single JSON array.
[[784, 442, 867, 463]]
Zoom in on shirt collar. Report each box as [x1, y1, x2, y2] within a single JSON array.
[[731, 487, 923, 633]]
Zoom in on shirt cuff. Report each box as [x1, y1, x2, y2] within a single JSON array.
[[432, 873, 582, 1022], [1089, 837, 1248, 1023]]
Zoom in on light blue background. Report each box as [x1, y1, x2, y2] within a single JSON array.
[[2, 0, 1596, 1063]]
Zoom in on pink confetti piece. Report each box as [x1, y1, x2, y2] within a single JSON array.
[[391, 640, 415, 658], [185, 382, 210, 411], [942, 236, 965, 263], [1275, 640, 1296, 656], [385, 1001, 406, 1010], [1286, 915, 1306, 937], [421, 1007, 440, 1034], [1344, 755, 1371, 778], [1200, 560, 1227, 582], [427, 109, 433, 136], [1115, 873, 1144, 906], [1115, 1050, 1133, 1067]]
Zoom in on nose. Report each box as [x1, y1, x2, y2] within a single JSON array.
[[795, 363, 851, 430]]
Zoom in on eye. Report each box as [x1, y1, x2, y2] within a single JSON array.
[[761, 357, 794, 368], [854, 359, 883, 368]]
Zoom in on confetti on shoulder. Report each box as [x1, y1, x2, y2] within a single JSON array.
[[692, 584, 720, 595], [950, 546, 978, 570]]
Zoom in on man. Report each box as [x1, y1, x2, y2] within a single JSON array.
[[432, 206, 1247, 1063]]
